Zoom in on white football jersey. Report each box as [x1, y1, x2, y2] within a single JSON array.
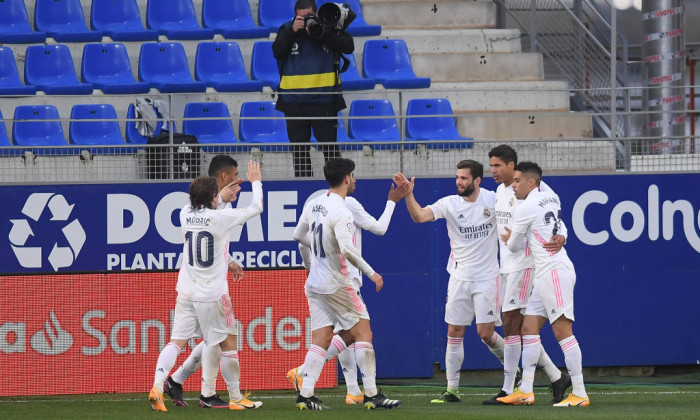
[[177, 181, 262, 301], [495, 180, 553, 273], [428, 189, 499, 282], [343, 197, 395, 286], [296, 192, 375, 294], [509, 189, 574, 274]]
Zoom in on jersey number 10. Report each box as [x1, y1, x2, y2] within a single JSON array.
[[185, 231, 215, 268]]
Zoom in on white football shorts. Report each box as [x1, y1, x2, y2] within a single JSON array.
[[170, 295, 238, 346], [306, 286, 369, 332], [500, 268, 534, 313], [525, 266, 576, 324], [444, 276, 501, 327]]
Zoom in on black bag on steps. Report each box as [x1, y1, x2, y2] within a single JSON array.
[[146, 130, 200, 179]]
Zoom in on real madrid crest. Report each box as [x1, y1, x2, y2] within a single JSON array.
[[483, 208, 491, 217]]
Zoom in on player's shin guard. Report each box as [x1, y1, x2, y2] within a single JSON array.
[[519, 335, 541, 394], [300, 345, 326, 398], [445, 336, 464, 391], [354, 341, 377, 397], [559, 336, 587, 397], [201, 344, 222, 398], [503, 335, 521, 394], [482, 332, 505, 364], [153, 342, 181, 392], [220, 350, 243, 402], [338, 344, 361, 396], [325, 335, 347, 362], [171, 341, 204, 386]]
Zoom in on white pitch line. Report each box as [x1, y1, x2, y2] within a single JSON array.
[[2, 389, 699, 404]]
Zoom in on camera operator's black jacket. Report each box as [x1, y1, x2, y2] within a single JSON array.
[[272, 20, 354, 114]]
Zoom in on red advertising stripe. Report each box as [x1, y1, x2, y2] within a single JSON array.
[[0, 270, 336, 396]]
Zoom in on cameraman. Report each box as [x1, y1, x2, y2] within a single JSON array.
[[272, 0, 354, 178]]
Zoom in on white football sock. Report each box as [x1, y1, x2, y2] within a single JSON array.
[[153, 342, 181, 392], [519, 335, 541, 394], [445, 336, 464, 391], [482, 332, 505, 364], [220, 350, 242, 402], [200, 344, 222, 398], [171, 341, 204, 385], [538, 343, 562, 382], [559, 336, 586, 397], [325, 334, 346, 362], [354, 341, 377, 397], [338, 343, 361, 396], [299, 345, 326, 398], [502, 335, 521, 394]]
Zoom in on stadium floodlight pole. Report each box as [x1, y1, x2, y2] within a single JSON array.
[[611, 5, 617, 140]]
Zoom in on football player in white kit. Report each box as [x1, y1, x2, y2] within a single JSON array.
[[497, 162, 589, 407], [287, 181, 408, 404], [292, 158, 402, 410], [149, 161, 264, 412], [163, 155, 248, 409], [485, 145, 571, 404], [393, 160, 506, 404]]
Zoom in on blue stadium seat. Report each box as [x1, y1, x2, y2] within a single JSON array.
[[82, 43, 151, 94], [0, 109, 22, 157], [138, 43, 207, 93], [317, 0, 381, 36], [202, 0, 271, 39], [125, 104, 176, 144], [0, 47, 37, 96], [251, 41, 279, 88], [69, 104, 130, 154], [146, 0, 215, 40], [0, 0, 47, 43], [195, 42, 263, 92], [90, 0, 159, 41], [258, 0, 295, 31], [34, 0, 103, 42], [13, 105, 71, 155], [362, 39, 430, 89], [238, 101, 289, 151], [339, 53, 375, 91], [348, 99, 401, 145], [405, 98, 472, 150], [183, 102, 239, 152], [24, 45, 94, 95]]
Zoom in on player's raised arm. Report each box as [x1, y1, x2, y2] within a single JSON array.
[[393, 172, 435, 223]]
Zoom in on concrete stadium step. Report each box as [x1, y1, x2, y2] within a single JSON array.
[[360, 0, 496, 29], [411, 52, 542, 82], [396, 81, 571, 112], [356, 28, 523, 54], [455, 112, 593, 140]]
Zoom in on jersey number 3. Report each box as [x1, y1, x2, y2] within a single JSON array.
[[185, 231, 214, 268], [311, 222, 326, 258]]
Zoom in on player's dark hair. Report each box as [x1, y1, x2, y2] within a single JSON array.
[[514, 161, 542, 185], [208, 155, 238, 177], [295, 0, 317, 12], [488, 144, 518, 165], [189, 176, 218, 210], [457, 159, 483, 181], [324, 158, 355, 188]]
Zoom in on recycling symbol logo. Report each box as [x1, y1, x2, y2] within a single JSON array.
[[9, 193, 86, 271]]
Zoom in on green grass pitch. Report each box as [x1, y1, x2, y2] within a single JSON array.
[[2, 384, 699, 419]]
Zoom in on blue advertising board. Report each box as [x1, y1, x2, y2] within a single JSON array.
[[1, 173, 699, 376]]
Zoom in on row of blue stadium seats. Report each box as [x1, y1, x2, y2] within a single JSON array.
[[0, 98, 471, 155], [0, 39, 428, 96], [0, 0, 379, 44]]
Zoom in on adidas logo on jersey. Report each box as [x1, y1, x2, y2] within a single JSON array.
[[458, 214, 465, 219], [551, 309, 557, 314], [487, 310, 494, 315], [509, 299, 516, 304]]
